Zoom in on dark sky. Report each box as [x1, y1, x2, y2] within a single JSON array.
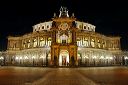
[[0, 0, 128, 51]]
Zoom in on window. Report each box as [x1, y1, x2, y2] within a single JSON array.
[[48, 38, 51, 46], [84, 26, 86, 29], [60, 34, 68, 44], [42, 26, 44, 29], [47, 25, 49, 28], [97, 40, 101, 48], [33, 39, 37, 47], [27, 40, 31, 48], [83, 38, 88, 47], [13, 43, 16, 48], [40, 38, 45, 46], [91, 39, 95, 47], [102, 41, 105, 48]]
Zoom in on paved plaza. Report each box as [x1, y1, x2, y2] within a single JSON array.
[[0, 66, 128, 85]]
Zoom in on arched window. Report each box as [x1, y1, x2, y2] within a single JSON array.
[[28, 40, 31, 48], [33, 39, 37, 47], [47, 25, 49, 29], [60, 34, 68, 44], [84, 26, 86, 29], [42, 26, 44, 29], [102, 41, 105, 48], [97, 40, 101, 48], [48, 37, 52, 46], [40, 38, 45, 47], [91, 39, 95, 47], [83, 38, 88, 47]]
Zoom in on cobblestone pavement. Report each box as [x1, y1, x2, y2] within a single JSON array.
[[31, 68, 97, 85], [1, 66, 128, 85]]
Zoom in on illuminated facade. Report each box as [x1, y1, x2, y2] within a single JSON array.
[[1, 7, 123, 67]]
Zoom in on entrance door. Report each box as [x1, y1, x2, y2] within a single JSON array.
[[59, 50, 69, 66]]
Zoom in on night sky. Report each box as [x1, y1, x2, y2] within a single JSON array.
[[0, 0, 128, 51]]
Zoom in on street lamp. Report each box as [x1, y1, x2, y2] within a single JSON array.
[[125, 57, 128, 66], [100, 56, 104, 66], [0, 56, 4, 66], [32, 56, 35, 66], [109, 57, 113, 65], [15, 57, 19, 65], [106, 57, 109, 66], [19, 57, 22, 65], [92, 56, 96, 66], [24, 56, 28, 66]]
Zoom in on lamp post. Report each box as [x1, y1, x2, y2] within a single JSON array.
[[15, 57, 19, 65], [110, 57, 113, 65], [125, 57, 128, 66], [106, 57, 109, 66], [0, 57, 4, 66], [19, 57, 22, 65], [32, 56, 35, 66], [24, 56, 28, 66], [100, 56, 104, 66], [92, 56, 96, 66]]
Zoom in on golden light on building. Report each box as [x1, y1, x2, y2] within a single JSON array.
[[0, 7, 124, 67]]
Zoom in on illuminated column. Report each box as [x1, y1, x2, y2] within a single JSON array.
[[89, 36, 91, 47], [44, 37, 46, 46], [46, 37, 48, 46], [37, 36, 39, 47], [82, 36, 84, 46], [80, 37, 82, 46], [95, 37, 97, 48]]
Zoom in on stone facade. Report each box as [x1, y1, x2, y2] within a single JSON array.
[[0, 7, 123, 67]]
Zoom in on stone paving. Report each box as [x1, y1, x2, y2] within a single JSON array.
[[31, 68, 97, 85], [0, 66, 128, 85]]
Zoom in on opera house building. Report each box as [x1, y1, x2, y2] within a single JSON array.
[[0, 7, 123, 67]]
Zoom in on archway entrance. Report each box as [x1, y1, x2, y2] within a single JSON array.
[[59, 50, 69, 66]]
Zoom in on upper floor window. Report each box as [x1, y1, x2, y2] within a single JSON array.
[[91, 39, 95, 47], [60, 34, 68, 44], [42, 26, 44, 29], [97, 40, 101, 48], [84, 26, 86, 29], [47, 25, 49, 28], [102, 41, 105, 48], [27, 40, 31, 48], [40, 38, 45, 47], [33, 39, 37, 47], [48, 38, 52, 46], [83, 38, 88, 47]]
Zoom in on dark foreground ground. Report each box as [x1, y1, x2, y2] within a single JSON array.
[[0, 66, 128, 85]]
